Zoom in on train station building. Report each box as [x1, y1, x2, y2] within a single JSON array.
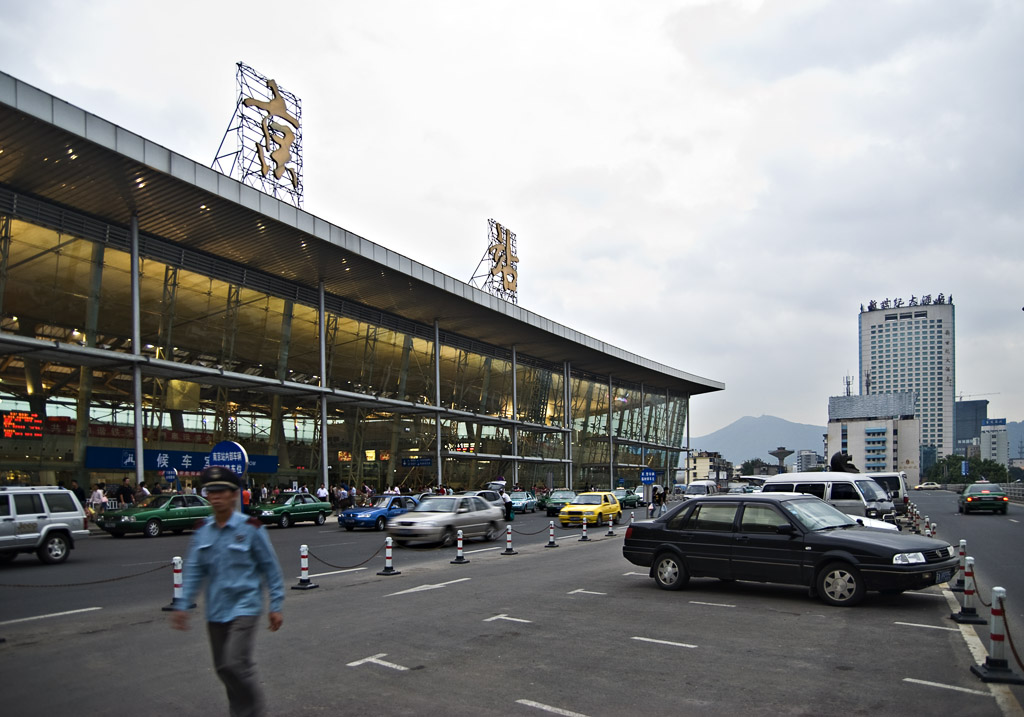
[[0, 69, 723, 491]]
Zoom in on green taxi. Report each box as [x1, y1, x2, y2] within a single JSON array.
[[97, 493, 212, 537], [958, 483, 1010, 514], [613, 488, 641, 509], [254, 492, 332, 527], [539, 489, 578, 516]]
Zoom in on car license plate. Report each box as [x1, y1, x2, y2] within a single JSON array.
[[936, 569, 953, 584]]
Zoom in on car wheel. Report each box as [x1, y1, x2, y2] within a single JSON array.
[[653, 553, 689, 591], [279, 514, 291, 529], [145, 519, 163, 538], [439, 528, 455, 547], [596, 514, 604, 527], [484, 522, 500, 541], [37, 533, 70, 564], [613, 512, 622, 525], [315, 512, 326, 526], [375, 517, 386, 531], [817, 562, 865, 607]]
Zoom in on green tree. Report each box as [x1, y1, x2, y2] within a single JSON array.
[[924, 455, 1008, 483], [740, 458, 768, 475]]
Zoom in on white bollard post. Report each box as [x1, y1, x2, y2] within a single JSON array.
[[292, 544, 319, 590], [162, 555, 195, 610], [951, 556, 986, 624], [545, 521, 559, 548], [952, 539, 967, 592], [451, 529, 470, 564], [501, 524, 518, 555], [579, 519, 590, 542], [377, 536, 401, 575], [971, 587, 1024, 684]]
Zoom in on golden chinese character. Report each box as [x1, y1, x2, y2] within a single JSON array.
[[488, 223, 518, 291], [243, 79, 299, 188]]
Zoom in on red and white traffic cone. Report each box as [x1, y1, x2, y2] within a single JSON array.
[[951, 556, 986, 624], [579, 520, 590, 542]]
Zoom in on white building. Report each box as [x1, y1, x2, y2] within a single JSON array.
[[796, 449, 823, 472], [859, 296, 954, 459], [827, 394, 921, 482], [980, 419, 1008, 468]]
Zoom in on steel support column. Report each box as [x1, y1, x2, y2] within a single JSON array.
[[434, 319, 442, 488], [269, 299, 293, 469], [318, 281, 329, 492], [0, 214, 9, 318], [564, 361, 572, 490], [74, 241, 105, 482], [511, 345, 518, 488], [130, 214, 144, 487]]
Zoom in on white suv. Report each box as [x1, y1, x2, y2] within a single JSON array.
[[0, 486, 90, 564]]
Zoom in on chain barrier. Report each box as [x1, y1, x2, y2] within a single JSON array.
[[511, 523, 552, 536], [307, 543, 385, 571], [0, 561, 170, 588]]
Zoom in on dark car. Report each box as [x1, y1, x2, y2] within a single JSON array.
[[957, 483, 1010, 514], [540, 489, 577, 516], [622, 493, 958, 607]]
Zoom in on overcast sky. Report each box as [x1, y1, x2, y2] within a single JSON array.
[[1, 0, 1021, 438]]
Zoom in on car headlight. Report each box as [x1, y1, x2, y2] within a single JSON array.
[[893, 552, 926, 565], [123, 516, 135, 522], [584, 511, 594, 516], [356, 513, 371, 518], [261, 511, 274, 516], [417, 520, 437, 528], [867, 509, 878, 518]]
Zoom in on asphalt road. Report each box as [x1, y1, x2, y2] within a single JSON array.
[[2, 501, 1023, 716]]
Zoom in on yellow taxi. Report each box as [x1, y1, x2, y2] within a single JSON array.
[[559, 491, 621, 527]]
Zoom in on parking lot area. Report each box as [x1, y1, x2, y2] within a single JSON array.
[[2, 508, 1022, 716]]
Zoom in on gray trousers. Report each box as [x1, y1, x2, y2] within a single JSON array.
[[207, 615, 264, 717]]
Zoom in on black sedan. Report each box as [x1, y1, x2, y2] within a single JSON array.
[[623, 493, 959, 607]]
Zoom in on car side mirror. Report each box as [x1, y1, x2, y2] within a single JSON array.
[[457, 507, 469, 514], [775, 524, 796, 535]]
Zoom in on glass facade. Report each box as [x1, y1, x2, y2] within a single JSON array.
[[0, 209, 694, 492]]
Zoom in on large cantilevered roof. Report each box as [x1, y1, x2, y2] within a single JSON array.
[[0, 71, 723, 395]]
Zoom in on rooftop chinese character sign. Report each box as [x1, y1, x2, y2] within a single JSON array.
[[469, 219, 519, 304], [212, 63, 304, 208]]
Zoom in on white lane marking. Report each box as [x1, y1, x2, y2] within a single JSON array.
[[1009, 519, 1019, 524], [894, 621, 960, 632], [386, 577, 471, 597], [307, 567, 367, 578], [630, 636, 698, 649], [902, 678, 993, 697], [515, 699, 590, 717], [902, 591, 947, 599], [465, 547, 502, 554], [484, 613, 532, 623], [0, 607, 103, 626], [623, 571, 647, 576], [690, 600, 735, 608], [567, 588, 606, 596], [346, 653, 409, 671]]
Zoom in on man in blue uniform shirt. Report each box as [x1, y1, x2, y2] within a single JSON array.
[[172, 466, 284, 717]]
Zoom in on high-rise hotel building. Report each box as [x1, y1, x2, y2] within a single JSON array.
[[858, 296, 955, 459]]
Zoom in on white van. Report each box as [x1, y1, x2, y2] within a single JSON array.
[[677, 480, 719, 497], [865, 472, 910, 516], [760, 472, 896, 522]]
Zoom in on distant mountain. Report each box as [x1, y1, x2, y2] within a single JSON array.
[[691, 415, 826, 468]]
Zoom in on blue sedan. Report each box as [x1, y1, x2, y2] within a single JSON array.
[[339, 495, 418, 531], [510, 491, 537, 513]]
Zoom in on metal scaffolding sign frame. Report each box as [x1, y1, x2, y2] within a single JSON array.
[[469, 218, 518, 304]]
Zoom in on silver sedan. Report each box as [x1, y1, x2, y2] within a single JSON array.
[[387, 495, 505, 547]]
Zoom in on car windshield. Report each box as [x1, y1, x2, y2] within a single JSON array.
[[415, 497, 456, 513], [510, 492, 530, 500], [264, 494, 295, 505], [684, 485, 707, 495], [613, 490, 627, 497], [856, 480, 888, 501], [134, 495, 171, 509], [781, 499, 857, 531], [572, 495, 602, 505], [368, 496, 393, 508], [550, 491, 575, 500]]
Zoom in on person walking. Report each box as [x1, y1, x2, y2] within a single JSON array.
[[500, 487, 513, 521], [171, 466, 285, 717]]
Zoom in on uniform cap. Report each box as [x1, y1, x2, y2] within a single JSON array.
[[201, 466, 240, 492]]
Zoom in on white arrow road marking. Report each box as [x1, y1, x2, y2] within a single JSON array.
[[484, 613, 532, 623], [689, 600, 735, 608], [622, 571, 647, 576], [902, 678, 993, 696], [631, 636, 697, 649], [567, 588, 606, 595], [346, 653, 409, 671], [386, 577, 471, 597]]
